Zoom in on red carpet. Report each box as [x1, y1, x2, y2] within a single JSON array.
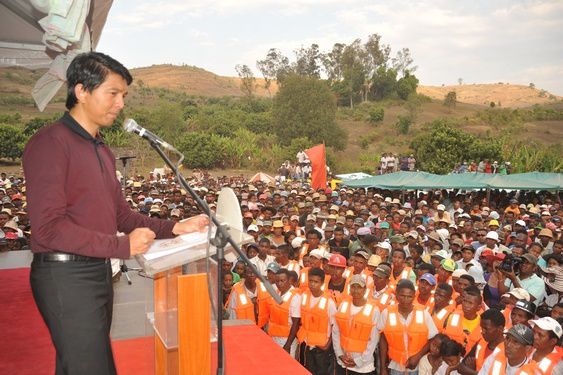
[[0, 267, 309, 375], [0, 268, 153, 375]]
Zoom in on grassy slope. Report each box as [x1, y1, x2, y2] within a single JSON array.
[[1, 65, 562, 174]]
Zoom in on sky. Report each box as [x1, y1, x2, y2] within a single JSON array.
[[97, 0, 563, 95]]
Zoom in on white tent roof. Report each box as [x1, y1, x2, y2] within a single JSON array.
[[0, 0, 113, 110]]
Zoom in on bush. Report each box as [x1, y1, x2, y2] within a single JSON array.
[[0, 125, 27, 160], [394, 115, 412, 135], [367, 106, 384, 124], [177, 132, 226, 169]]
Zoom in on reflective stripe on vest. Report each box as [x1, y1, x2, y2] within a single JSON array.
[[491, 360, 503, 374], [539, 358, 552, 373]]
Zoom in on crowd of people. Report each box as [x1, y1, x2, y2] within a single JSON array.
[[452, 160, 513, 174], [2, 168, 562, 375], [378, 153, 417, 175]]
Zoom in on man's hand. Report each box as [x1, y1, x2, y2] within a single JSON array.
[[340, 354, 356, 367], [172, 215, 209, 235], [406, 354, 422, 369], [283, 342, 291, 353], [500, 268, 517, 282], [129, 228, 156, 256]]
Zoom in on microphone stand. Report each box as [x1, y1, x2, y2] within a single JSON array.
[[147, 140, 282, 375]]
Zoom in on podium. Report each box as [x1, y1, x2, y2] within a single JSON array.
[[136, 188, 252, 375]]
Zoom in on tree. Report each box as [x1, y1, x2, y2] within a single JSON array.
[[396, 71, 419, 100], [0, 125, 26, 160], [321, 43, 346, 84], [235, 64, 256, 99], [293, 44, 322, 78], [361, 34, 390, 101], [392, 47, 417, 77], [370, 66, 397, 100], [339, 40, 366, 108], [444, 91, 457, 110], [272, 74, 346, 150], [177, 132, 225, 169], [256, 48, 292, 88]]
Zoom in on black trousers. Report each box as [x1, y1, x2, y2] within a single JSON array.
[[30, 259, 116, 375], [335, 364, 376, 375], [299, 342, 333, 375]]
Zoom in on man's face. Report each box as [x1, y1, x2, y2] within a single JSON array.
[[259, 243, 269, 257], [481, 319, 502, 343], [457, 277, 472, 292], [434, 288, 452, 309], [510, 308, 531, 326], [308, 275, 323, 295], [78, 72, 128, 128], [0, 213, 9, 227], [462, 294, 481, 317], [462, 249, 474, 262], [392, 251, 405, 269], [350, 283, 366, 299], [519, 259, 536, 275], [307, 234, 320, 248], [504, 334, 528, 364], [551, 305, 563, 319], [417, 279, 433, 296], [396, 287, 415, 308], [275, 273, 290, 293], [532, 326, 555, 351]]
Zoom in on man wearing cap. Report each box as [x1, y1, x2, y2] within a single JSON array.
[[333, 274, 380, 374], [415, 273, 437, 309], [499, 253, 546, 304], [437, 258, 457, 286], [372, 265, 395, 312], [267, 269, 302, 357], [475, 231, 500, 260], [350, 226, 371, 257], [297, 267, 337, 375], [326, 254, 347, 304], [524, 317, 563, 374], [22, 52, 210, 375], [510, 300, 536, 328], [478, 324, 534, 375], [375, 241, 392, 263], [379, 279, 438, 375], [299, 249, 327, 291]]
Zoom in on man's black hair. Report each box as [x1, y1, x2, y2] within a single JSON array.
[[258, 237, 271, 246], [480, 308, 505, 327], [440, 339, 465, 357], [66, 52, 132, 110], [436, 282, 454, 297], [419, 262, 436, 274], [287, 270, 298, 283], [277, 244, 291, 256], [276, 268, 291, 278], [464, 285, 482, 301], [306, 229, 322, 239], [392, 248, 406, 259], [308, 267, 325, 282], [396, 279, 415, 292], [459, 274, 475, 285]]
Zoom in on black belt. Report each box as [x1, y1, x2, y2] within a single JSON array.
[[33, 252, 109, 263]]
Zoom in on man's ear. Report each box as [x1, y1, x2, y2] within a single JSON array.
[[74, 83, 88, 104]]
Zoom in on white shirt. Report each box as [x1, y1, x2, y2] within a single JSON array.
[[249, 255, 275, 277], [333, 302, 380, 373], [377, 308, 439, 373]]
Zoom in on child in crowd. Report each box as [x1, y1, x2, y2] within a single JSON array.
[[418, 333, 448, 375]]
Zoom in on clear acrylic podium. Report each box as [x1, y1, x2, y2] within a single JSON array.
[[135, 188, 252, 375]]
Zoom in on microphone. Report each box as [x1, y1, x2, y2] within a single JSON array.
[[123, 119, 176, 152]]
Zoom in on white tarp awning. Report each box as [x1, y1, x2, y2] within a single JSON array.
[[0, 0, 113, 111]]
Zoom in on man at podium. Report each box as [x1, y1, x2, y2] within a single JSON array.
[[23, 52, 208, 375]]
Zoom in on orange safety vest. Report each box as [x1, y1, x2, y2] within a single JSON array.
[[520, 350, 563, 375], [373, 289, 396, 312], [443, 311, 482, 350], [431, 304, 455, 332], [268, 289, 299, 338], [256, 280, 271, 328], [389, 266, 413, 288], [383, 305, 429, 366], [474, 340, 504, 370], [227, 281, 256, 322], [296, 291, 331, 346], [414, 290, 434, 310], [334, 298, 378, 353]]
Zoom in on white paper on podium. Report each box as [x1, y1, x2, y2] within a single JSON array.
[[142, 227, 215, 261]]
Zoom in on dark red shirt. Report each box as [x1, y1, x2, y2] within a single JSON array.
[[23, 112, 176, 258]]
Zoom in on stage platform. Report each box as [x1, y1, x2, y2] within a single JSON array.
[[0, 251, 310, 375]]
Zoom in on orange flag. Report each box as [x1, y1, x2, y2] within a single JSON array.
[[304, 144, 327, 190]]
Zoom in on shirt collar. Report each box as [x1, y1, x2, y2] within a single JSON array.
[[61, 112, 104, 145]]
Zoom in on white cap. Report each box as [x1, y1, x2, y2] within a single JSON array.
[[489, 211, 500, 220], [376, 241, 392, 251], [515, 220, 526, 227], [224, 252, 238, 263], [486, 231, 499, 242], [291, 237, 306, 249], [247, 224, 259, 232], [502, 288, 531, 301], [403, 202, 412, 209], [309, 249, 324, 259], [437, 204, 445, 211], [468, 266, 486, 284], [452, 269, 468, 278], [529, 317, 563, 338]]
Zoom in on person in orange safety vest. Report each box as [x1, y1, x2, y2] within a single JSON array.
[[379, 279, 439, 375], [297, 267, 337, 375], [429, 283, 456, 332], [443, 285, 483, 351], [389, 249, 416, 288], [325, 253, 347, 305], [477, 324, 534, 375], [415, 273, 436, 310], [524, 317, 563, 375], [371, 264, 396, 312], [299, 249, 329, 292], [267, 268, 302, 357], [333, 274, 380, 375], [226, 265, 260, 322]]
